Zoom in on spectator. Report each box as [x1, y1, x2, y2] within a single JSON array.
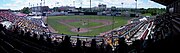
[[114, 37, 129, 53]]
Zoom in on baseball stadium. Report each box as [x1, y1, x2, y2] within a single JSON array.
[[0, 0, 179, 53]]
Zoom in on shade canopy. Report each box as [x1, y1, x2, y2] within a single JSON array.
[[151, 0, 178, 6]]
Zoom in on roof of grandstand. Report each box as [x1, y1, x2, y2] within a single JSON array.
[[31, 16, 42, 19], [0, 9, 10, 11], [14, 13, 27, 17], [151, 0, 178, 6]]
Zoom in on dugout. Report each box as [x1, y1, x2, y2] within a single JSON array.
[[68, 12, 97, 15]]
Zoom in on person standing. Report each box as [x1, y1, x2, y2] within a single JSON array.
[[77, 27, 80, 32]]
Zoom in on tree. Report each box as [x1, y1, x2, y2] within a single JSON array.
[[139, 8, 145, 14], [21, 7, 31, 14], [78, 7, 82, 12], [111, 6, 116, 12], [11, 10, 20, 12], [53, 7, 59, 12]]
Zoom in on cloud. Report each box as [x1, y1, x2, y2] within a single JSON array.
[[1, 0, 27, 10], [4, 4, 17, 7], [0, 0, 165, 10]]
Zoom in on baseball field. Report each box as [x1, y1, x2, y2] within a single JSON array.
[[47, 15, 128, 36]]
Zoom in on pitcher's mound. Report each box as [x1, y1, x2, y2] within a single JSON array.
[[71, 28, 90, 33]]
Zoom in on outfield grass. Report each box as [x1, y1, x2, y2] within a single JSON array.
[[47, 15, 128, 36], [68, 21, 103, 28], [142, 13, 152, 16]]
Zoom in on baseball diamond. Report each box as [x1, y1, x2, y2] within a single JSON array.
[[47, 15, 128, 36]]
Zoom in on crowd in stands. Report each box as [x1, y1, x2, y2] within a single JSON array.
[[102, 19, 145, 47], [15, 17, 49, 32], [1, 20, 177, 53], [0, 11, 49, 33], [0, 16, 5, 22], [0, 23, 130, 53], [115, 22, 141, 36], [0, 11, 18, 22]]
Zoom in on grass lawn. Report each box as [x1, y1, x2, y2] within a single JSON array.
[[47, 15, 128, 36], [68, 21, 103, 28], [142, 13, 152, 16]]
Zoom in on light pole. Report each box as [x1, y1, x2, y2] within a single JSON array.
[[90, 0, 91, 12], [121, 3, 123, 12], [73, 1, 75, 7], [135, 0, 137, 16], [29, 3, 31, 8], [81, 2, 82, 8], [80, 2, 82, 12], [29, 2, 32, 14], [41, 0, 43, 18], [44, 0, 45, 6]]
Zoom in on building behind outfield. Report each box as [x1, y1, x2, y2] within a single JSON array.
[[30, 6, 49, 12]]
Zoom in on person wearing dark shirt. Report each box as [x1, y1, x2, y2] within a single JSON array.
[[77, 27, 80, 32]]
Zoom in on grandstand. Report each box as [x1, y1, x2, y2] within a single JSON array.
[[0, 0, 179, 53]]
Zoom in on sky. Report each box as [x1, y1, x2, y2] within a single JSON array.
[[0, 0, 166, 10]]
